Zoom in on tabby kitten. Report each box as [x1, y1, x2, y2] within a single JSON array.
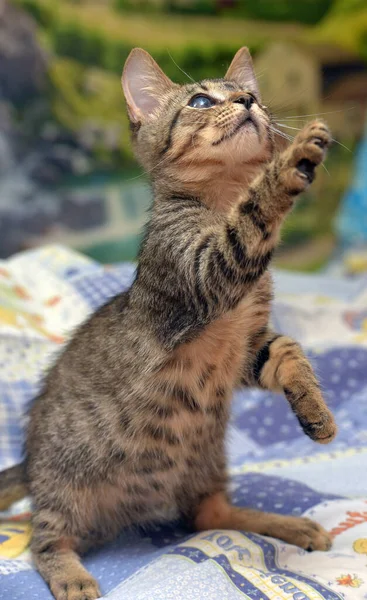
[[0, 47, 337, 600]]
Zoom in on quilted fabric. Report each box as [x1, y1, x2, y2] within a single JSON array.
[[0, 246, 367, 599]]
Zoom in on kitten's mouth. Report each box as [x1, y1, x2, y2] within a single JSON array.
[[212, 115, 259, 147]]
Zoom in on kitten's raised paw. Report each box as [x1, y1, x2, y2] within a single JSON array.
[[282, 120, 332, 195], [298, 409, 337, 444]]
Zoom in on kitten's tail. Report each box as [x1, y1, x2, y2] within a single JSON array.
[[0, 463, 28, 511]]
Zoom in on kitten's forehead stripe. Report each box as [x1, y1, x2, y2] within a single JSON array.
[[222, 81, 240, 91], [183, 79, 242, 98], [185, 84, 199, 94]]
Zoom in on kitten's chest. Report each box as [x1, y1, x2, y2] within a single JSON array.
[[169, 281, 271, 402]]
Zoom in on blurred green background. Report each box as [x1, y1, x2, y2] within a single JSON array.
[[1, 0, 366, 270]]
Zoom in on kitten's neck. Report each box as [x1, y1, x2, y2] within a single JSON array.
[[153, 158, 265, 213], [199, 166, 261, 212]]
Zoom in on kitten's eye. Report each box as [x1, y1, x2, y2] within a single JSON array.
[[188, 95, 215, 109]]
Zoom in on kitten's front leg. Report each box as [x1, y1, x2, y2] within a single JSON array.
[[243, 329, 337, 444], [240, 119, 332, 232], [224, 120, 331, 275], [174, 121, 331, 336]]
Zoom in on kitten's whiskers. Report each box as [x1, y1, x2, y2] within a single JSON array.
[[273, 107, 356, 120], [125, 153, 171, 182], [167, 50, 195, 83], [269, 126, 293, 143], [276, 122, 351, 152]]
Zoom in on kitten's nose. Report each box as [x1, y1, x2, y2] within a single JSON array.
[[233, 95, 255, 110]]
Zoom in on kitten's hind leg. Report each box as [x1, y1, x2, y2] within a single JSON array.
[[195, 492, 332, 552], [248, 331, 337, 444], [31, 510, 100, 600]]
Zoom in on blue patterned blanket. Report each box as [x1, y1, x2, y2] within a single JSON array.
[[0, 246, 367, 600]]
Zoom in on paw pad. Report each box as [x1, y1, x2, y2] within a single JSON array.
[[296, 158, 316, 184]]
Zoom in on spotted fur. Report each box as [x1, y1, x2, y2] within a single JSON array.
[[0, 48, 336, 600]]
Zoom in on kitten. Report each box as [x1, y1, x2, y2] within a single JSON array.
[[0, 47, 337, 600]]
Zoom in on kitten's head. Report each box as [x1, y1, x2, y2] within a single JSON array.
[[122, 47, 273, 189]]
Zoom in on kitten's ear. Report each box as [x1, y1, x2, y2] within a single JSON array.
[[225, 47, 260, 99], [122, 48, 175, 123]]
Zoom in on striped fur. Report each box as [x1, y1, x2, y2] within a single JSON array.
[[0, 48, 336, 600]]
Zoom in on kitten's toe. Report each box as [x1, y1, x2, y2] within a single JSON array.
[[298, 409, 337, 444], [297, 120, 332, 150]]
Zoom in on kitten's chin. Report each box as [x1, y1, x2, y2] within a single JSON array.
[[221, 128, 268, 165]]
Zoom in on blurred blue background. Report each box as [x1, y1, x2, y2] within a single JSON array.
[[1, 0, 367, 271]]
